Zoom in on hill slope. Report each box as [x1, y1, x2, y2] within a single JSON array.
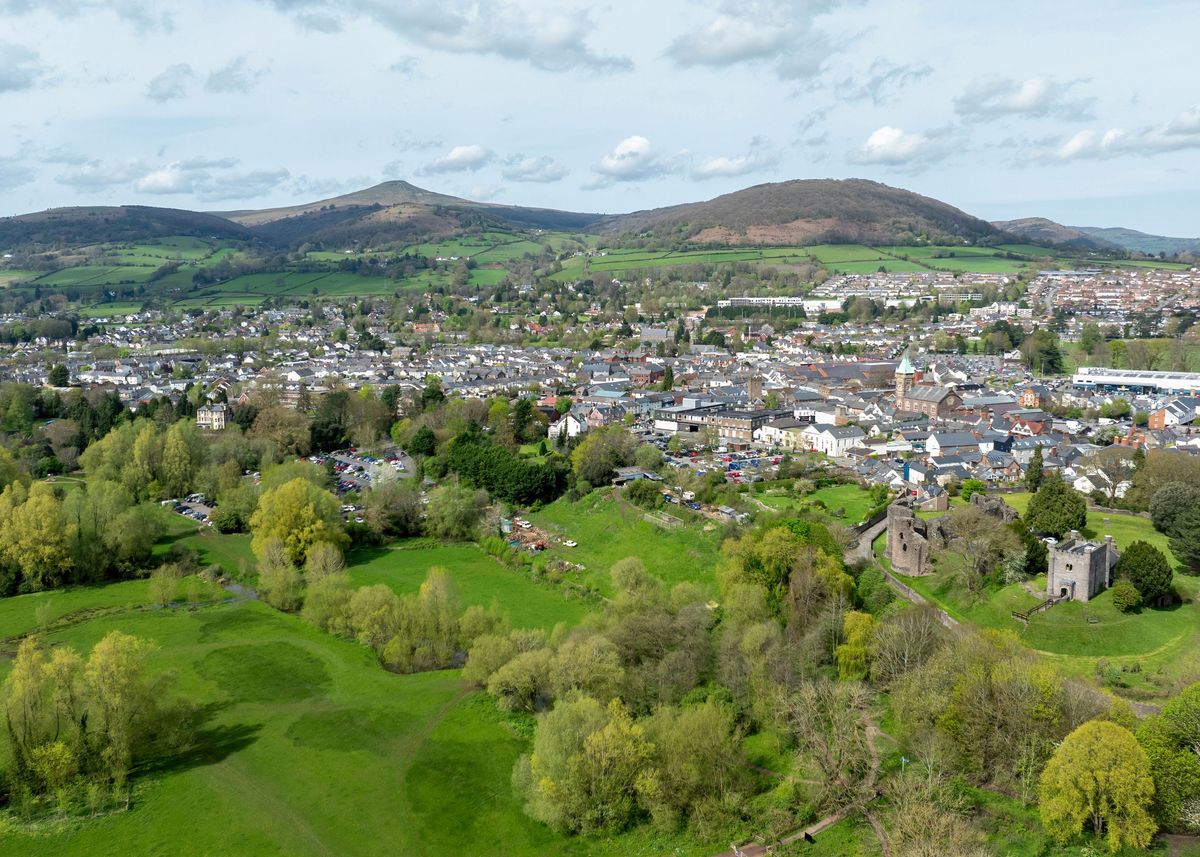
[[989, 217, 1117, 251], [1073, 225, 1200, 256], [0, 205, 252, 248], [594, 179, 1007, 245], [218, 181, 604, 247]]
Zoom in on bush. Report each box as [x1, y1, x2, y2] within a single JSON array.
[[1115, 541, 1174, 604], [625, 478, 663, 509], [1111, 580, 1141, 613]]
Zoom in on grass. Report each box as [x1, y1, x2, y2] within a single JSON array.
[[529, 490, 726, 596], [346, 541, 592, 630], [0, 586, 723, 856], [760, 483, 875, 524]]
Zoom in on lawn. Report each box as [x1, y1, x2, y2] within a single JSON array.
[[346, 541, 592, 630], [0, 592, 723, 857], [760, 483, 875, 524], [529, 490, 726, 596]]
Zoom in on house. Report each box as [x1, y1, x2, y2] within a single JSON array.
[[801, 425, 867, 457], [1018, 384, 1053, 409], [196, 402, 228, 431], [1149, 397, 1200, 430], [926, 432, 980, 458], [550, 410, 587, 440]]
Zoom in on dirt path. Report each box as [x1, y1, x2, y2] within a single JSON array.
[[719, 710, 889, 857], [848, 518, 888, 564]]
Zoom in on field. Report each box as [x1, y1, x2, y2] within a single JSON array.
[[346, 541, 592, 629], [0, 591, 722, 857], [759, 483, 876, 524], [528, 490, 726, 595]]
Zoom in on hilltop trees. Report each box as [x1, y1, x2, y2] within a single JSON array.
[[1039, 721, 1156, 852], [1150, 482, 1200, 535], [1136, 683, 1200, 831]]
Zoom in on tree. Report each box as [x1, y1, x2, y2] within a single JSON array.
[[1025, 445, 1044, 492], [363, 482, 424, 539], [1136, 683, 1200, 831], [408, 425, 437, 457], [869, 606, 943, 687], [1150, 482, 1200, 535], [636, 700, 743, 831], [424, 485, 486, 541], [960, 478, 986, 502], [249, 477, 345, 566], [160, 420, 204, 499], [1083, 447, 1137, 504], [660, 365, 674, 391], [945, 504, 1019, 582], [1039, 720, 1156, 852], [1169, 506, 1200, 573], [48, 364, 69, 387], [571, 425, 637, 486], [0, 482, 76, 591], [1025, 472, 1087, 538], [1115, 541, 1173, 603], [835, 611, 875, 680]]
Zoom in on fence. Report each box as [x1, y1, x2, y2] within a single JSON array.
[[1012, 597, 1058, 623]]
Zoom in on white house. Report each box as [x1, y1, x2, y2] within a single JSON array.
[[801, 425, 866, 457]]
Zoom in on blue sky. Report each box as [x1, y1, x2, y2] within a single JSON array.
[[0, 0, 1197, 235]]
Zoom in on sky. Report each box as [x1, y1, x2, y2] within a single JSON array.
[[0, 0, 1198, 235]]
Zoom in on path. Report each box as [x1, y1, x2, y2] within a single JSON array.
[[718, 711, 890, 857], [848, 517, 888, 564]]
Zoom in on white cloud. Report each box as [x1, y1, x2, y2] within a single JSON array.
[[836, 60, 931, 106], [692, 137, 779, 179], [849, 125, 952, 169], [145, 63, 194, 102], [205, 56, 267, 94], [55, 159, 149, 190], [421, 145, 494, 174], [0, 156, 36, 191], [0, 40, 47, 92], [664, 0, 844, 81], [268, 1, 631, 73], [587, 135, 682, 187], [502, 154, 568, 183], [1041, 106, 1200, 161], [53, 155, 291, 201], [0, 0, 172, 31], [954, 76, 1094, 121]]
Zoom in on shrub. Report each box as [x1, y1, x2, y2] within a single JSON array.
[[1111, 580, 1141, 613]]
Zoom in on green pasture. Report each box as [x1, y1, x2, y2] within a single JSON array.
[[0, 586, 721, 856], [346, 541, 591, 630], [529, 490, 726, 596]]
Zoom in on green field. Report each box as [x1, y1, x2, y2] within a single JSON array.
[[0, 563, 721, 856], [529, 490, 726, 595], [346, 541, 592, 629], [760, 483, 875, 524]]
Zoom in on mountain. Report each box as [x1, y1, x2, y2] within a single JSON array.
[[216, 181, 603, 246], [1072, 225, 1200, 257], [0, 205, 252, 248], [594, 179, 1007, 245], [989, 217, 1117, 251]]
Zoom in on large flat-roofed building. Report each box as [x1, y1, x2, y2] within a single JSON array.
[[1072, 367, 1200, 395]]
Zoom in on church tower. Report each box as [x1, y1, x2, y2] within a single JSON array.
[[895, 353, 915, 400]]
